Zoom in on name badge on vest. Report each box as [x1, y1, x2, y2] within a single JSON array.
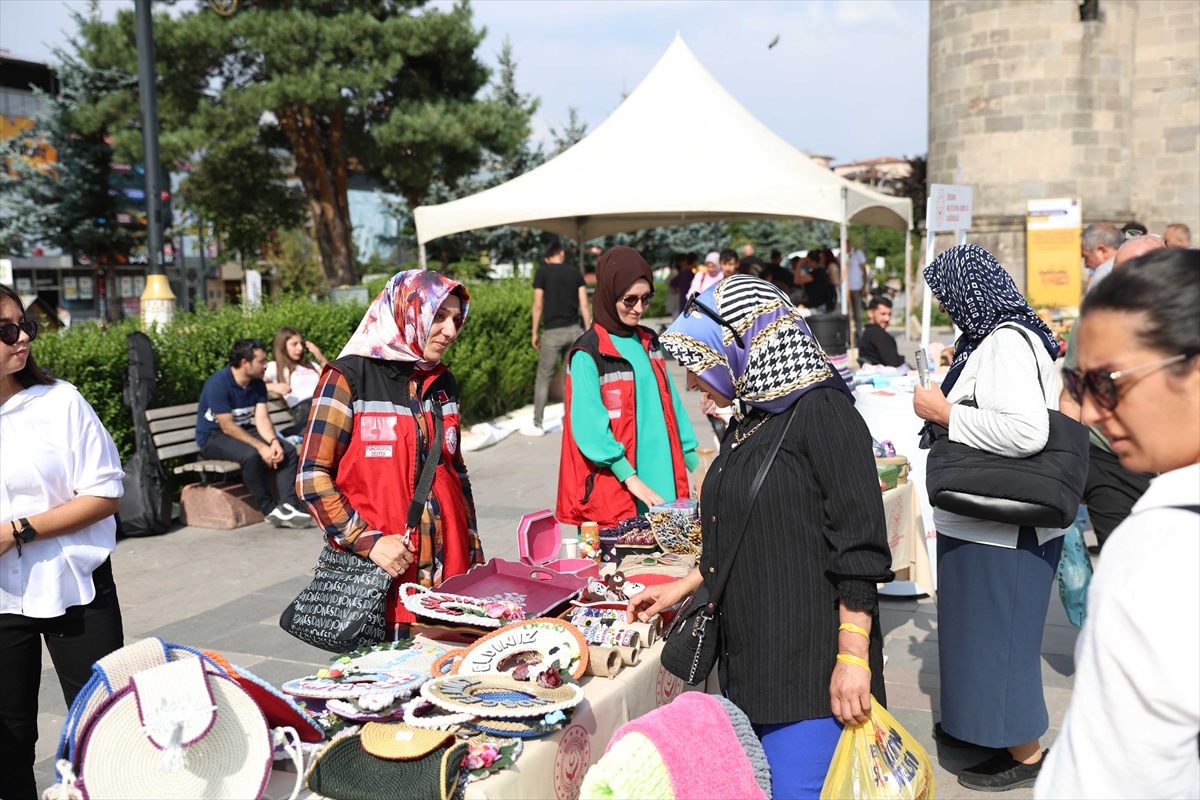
[[602, 389, 622, 419], [360, 415, 398, 442], [364, 444, 393, 458]]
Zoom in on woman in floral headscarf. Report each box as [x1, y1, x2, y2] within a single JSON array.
[[630, 275, 893, 799], [297, 270, 484, 635]]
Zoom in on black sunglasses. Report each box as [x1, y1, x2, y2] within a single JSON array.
[[0, 319, 39, 346], [1063, 353, 1192, 411], [618, 291, 655, 309], [684, 292, 744, 349]]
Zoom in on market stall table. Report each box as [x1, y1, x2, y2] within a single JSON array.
[[882, 481, 934, 598]]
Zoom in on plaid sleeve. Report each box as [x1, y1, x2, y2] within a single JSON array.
[[452, 445, 485, 567], [296, 367, 381, 556]]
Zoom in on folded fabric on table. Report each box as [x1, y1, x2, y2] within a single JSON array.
[[580, 692, 770, 800]]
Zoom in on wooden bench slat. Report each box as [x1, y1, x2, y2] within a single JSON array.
[[172, 459, 240, 475], [269, 411, 293, 425], [158, 441, 201, 460], [152, 428, 196, 447], [145, 402, 199, 421], [149, 415, 198, 434]]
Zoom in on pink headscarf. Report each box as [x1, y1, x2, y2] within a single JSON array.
[[337, 270, 469, 366]]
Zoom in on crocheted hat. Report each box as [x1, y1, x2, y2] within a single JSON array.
[[580, 693, 770, 800]]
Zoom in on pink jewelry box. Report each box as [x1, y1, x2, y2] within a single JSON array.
[[517, 509, 601, 580]]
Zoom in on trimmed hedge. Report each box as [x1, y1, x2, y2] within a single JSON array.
[[33, 281, 544, 463]]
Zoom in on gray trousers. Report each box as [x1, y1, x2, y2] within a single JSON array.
[[534, 325, 582, 427], [849, 289, 864, 339]]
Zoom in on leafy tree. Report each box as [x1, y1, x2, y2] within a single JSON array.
[[265, 228, 327, 298], [550, 107, 588, 155], [896, 154, 927, 228]]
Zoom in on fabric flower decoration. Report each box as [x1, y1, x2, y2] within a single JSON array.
[[543, 710, 566, 726], [537, 668, 564, 689]]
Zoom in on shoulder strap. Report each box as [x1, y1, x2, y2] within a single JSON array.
[[702, 400, 801, 615], [994, 323, 1047, 400], [406, 397, 444, 532], [1172, 505, 1200, 514]]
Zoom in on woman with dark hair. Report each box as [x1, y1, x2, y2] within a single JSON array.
[[0, 283, 126, 800], [1037, 248, 1199, 798], [633, 275, 893, 798], [297, 270, 484, 635], [265, 325, 328, 434], [557, 246, 698, 528], [912, 244, 1065, 791]]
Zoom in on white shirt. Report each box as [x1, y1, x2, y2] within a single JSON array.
[[931, 325, 1070, 548], [1035, 463, 1200, 799], [847, 248, 867, 291], [0, 381, 124, 618], [1087, 256, 1114, 293], [688, 269, 723, 299], [265, 360, 321, 408]]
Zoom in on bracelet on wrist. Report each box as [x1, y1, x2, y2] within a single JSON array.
[[839, 622, 871, 641], [836, 653, 871, 675]]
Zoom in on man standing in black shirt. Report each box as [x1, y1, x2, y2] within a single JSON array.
[[857, 296, 907, 368], [527, 241, 591, 436]]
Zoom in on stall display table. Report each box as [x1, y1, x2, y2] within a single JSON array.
[[267, 636, 699, 800], [882, 482, 934, 598]]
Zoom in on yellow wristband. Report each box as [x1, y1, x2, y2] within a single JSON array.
[[837, 653, 871, 674], [839, 622, 870, 641]]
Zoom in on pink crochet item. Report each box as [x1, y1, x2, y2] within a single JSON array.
[[607, 693, 767, 800]]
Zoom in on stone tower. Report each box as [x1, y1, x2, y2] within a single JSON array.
[[928, 0, 1199, 290]]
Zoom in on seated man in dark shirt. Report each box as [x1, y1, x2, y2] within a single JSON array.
[[857, 296, 908, 368], [196, 338, 313, 528]]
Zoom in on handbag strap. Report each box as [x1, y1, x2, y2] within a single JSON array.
[[406, 396, 445, 532], [701, 400, 801, 615]]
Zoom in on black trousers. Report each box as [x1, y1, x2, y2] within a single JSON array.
[[1083, 444, 1153, 549], [200, 429, 300, 514], [0, 559, 124, 800]]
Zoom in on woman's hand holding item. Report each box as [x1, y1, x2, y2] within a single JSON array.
[[830, 603, 873, 726], [624, 474, 665, 508], [626, 568, 702, 622], [913, 382, 952, 428], [369, 535, 416, 578]]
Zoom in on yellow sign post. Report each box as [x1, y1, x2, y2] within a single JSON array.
[[1026, 198, 1082, 307]]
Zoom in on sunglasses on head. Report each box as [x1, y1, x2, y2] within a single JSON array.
[[684, 292, 744, 349], [0, 319, 39, 347], [618, 291, 655, 309], [1063, 353, 1193, 411]]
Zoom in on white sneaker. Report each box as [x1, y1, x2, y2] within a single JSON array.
[[519, 424, 546, 438], [268, 503, 315, 529]]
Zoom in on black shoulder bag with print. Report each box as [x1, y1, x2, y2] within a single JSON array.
[[279, 399, 444, 652], [661, 401, 799, 685]]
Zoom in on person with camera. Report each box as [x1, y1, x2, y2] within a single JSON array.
[[0, 283, 126, 800]]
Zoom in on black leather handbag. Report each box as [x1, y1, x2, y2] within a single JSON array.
[[661, 402, 799, 685], [922, 326, 1089, 529], [280, 402, 444, 652]]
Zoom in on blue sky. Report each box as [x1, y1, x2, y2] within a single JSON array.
[[1, 0, 929, 164]]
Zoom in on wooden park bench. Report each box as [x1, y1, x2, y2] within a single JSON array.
[[146, 396, 295, 529]]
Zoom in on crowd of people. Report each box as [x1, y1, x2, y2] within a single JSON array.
[[0, 229, 1196, 797]]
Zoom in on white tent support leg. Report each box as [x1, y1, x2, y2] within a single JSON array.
[[920, 199, 935, 349], [904, 228, 912, 341], [951, 229, 967, 342], [419, 243, 427, 270], [840, 186, 849, 316]]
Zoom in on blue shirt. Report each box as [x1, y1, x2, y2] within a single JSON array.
[[195, 367, 267, 446]]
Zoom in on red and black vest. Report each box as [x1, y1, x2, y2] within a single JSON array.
[[557, 325, 690, 527], [329, 356, 471, 623]]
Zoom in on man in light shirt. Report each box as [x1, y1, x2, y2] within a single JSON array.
[[1164, 223, 1191, 248], [1081, 222, 1121, 292], [845, 245, 868, 339]]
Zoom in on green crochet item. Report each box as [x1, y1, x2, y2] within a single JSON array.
[[306, 733, 470, 800], [580, 732, 673, 800]]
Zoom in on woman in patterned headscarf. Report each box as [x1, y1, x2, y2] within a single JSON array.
[[297, 270, 483, 637], [630, 275, 894, 799], [912, 244, 1063, 792]]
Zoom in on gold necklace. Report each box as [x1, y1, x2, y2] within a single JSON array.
[[730, 413, 775, 449]]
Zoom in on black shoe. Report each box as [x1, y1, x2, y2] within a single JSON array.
[[933, 722, 986, 749], [957, 750, 1047, 792]]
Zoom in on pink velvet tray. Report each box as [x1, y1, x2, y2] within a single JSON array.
[[437, 559, 587, 619]]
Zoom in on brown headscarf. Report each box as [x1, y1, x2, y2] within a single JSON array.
[[594, 246, 655, 337]]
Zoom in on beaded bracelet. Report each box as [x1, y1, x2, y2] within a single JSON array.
[[838, 622, 870, 641], [836, 653, 871, 674]]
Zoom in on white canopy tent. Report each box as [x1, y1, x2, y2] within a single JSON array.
[[413, 35, 913, 328]]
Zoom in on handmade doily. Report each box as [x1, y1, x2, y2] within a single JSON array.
[[345, 641, 447, 676], [422, 676, 584, 719], [463, 709, 572, 739], [446, 618, 589, 681], [399, 584, 520, 628], [326, 696, 409, 723], [281, 669, 424, 700], [401, 696, 476, 730]]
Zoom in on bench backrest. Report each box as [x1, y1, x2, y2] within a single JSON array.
[[147, 398, 293, 461]]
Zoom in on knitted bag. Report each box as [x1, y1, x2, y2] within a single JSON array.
[[305, 732, 469, 800]]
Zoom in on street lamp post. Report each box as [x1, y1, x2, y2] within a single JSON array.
[[135, 0, 175, 327]]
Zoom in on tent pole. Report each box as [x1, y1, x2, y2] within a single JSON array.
[[904, 227, 912, 342], [920, 199, 935, 349], [840, 187, 853, 347], [576, 218, 585, 273], [713, 221, 719, 252], [419, 243, 427, 270]]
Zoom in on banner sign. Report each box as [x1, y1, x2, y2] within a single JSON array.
[[927, 184, 973, 232], [1026, 198, 1082, 307]]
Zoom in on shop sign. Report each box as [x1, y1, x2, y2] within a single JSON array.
[[133, 275, 146, 296], [116, 212, 133, 225], [1026, 198, 1082, 307], [63, 276, 78, 300], [79, 275, 94, 299], [16, 277, 33, 294], [123, 188, 146, 200], [927, 184, 973, 232], [112, 163, 132, 173], [119, 276, 134, 297]]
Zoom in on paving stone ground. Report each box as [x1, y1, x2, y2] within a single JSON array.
[[33, 329, 1082, 798]]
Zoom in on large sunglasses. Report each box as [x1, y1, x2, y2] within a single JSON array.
[[618, 291, 655, 309], [0, 319, 39, 346], [684, 292, 744, 349], [1063, 353, 1193, 411]]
